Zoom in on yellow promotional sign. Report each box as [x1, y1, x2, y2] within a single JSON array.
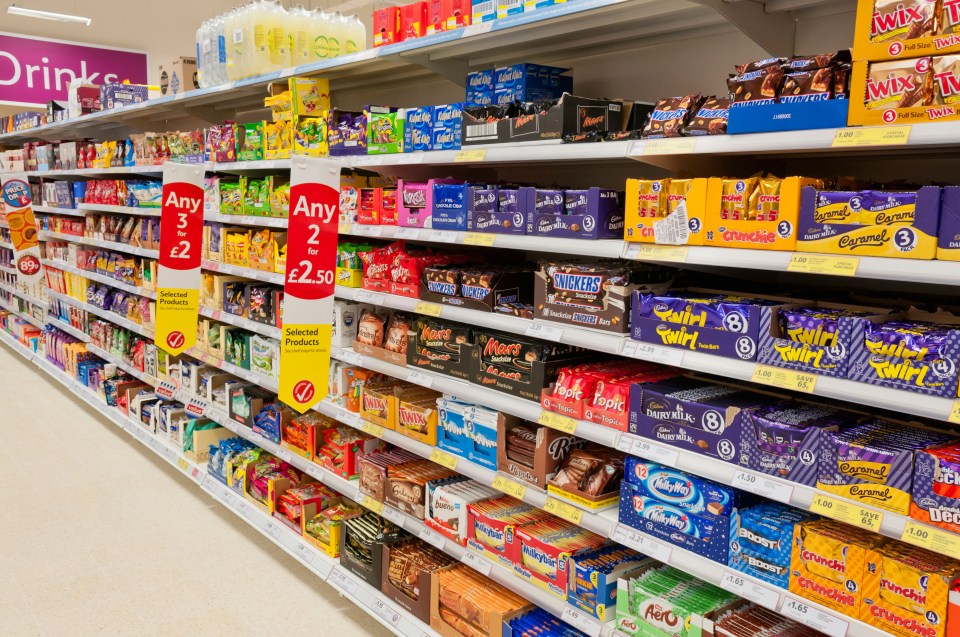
[[0, 173, 44, 285], [279, 157, 342, 412], [155, 163, 206, 355]]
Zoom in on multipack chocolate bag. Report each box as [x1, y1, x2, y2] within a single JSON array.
[[865, 57, 934, 110], [728, 63, 783, 107], [682, 97, 730, 136], [870, 0, 937, 42], [641, 94, 702, 138]]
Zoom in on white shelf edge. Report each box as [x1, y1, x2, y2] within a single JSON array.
[[198, 306, 281, 339], [42, 259, 158, 299], [77, 203, 163, 217], [47, 290, 155, 338], [38, 230, 160, 258]]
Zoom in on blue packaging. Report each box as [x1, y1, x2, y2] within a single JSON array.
[[466, 70, 494, 92], [436, 398, 499, 471], [432, 127, 460, 150], [728, 503, 813, 589], [432, 102, 463, 150], [466, 90, 494, 107], [493, 63, 573, 103], [431, 183, 468, 230], [403, 106, 434, 152], [623, 459, 740, 516]]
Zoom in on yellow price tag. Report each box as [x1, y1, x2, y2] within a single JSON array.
[[949, 400, 960, 425], [338, 222, 354, 234], [810, 494, 884, 532], [362, 495, 385, 515], [455, 149, 487, 162], [415, 301, 442, 317], [832, 126, 911, 147], [177, 458, 189, 471], [543, 498, 583, 524], [751, 364, 818, 394], [463, 232, 496, 246], [787, 254, 859, 277], [643, 139, 697, 155], [627, 244, 690, 264], [902, 520, 960, 559], [492, 475, 527, 500], [430, 448, 459, 470], [538, 410, 578, 434], [360, 420, 385, 438]]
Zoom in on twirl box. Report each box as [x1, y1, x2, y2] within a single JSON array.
[[797, 186, 941, 259]]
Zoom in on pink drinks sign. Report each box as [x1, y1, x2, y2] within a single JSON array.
[[0, 32, 148, 107]]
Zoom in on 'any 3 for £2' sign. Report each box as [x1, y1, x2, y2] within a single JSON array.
[[279, 157, 341, 412]]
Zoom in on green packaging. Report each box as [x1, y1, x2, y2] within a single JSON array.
[[239, 122, 265, 161], [219, 179, 246, 215], [366, 107, 404, 154]]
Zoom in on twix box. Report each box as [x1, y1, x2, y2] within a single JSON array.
[[789, 518, 883, 614]]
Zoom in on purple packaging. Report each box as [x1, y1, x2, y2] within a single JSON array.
[[864, 320, 951, 361], [628, 376, 780, 464], [631, 288, 791, 361], [466, 186, 533, 236], [639, 293, 759, 332], [431, 183, 467, 231], [404, 106, 434, 152], [99, 83, 149, 109], [738, 403, 858, 486], [937, 186, 960, 259], [535, 189, 564, 215], [861, 190, 918, 224], [474, 188, 498, 214], [328, 109, 368, 156], [529, 187, 624, 240], [499, 189, 521, 214], [564, 190, 590, 215]]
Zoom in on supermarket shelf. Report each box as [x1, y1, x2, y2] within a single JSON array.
[[201, 260, 284, 285], [184, 347, 279, 392], [0, 297, 44, 328], [47, 290, 155, 338], [0, 264, 16, 275], [46, 314, 92, 342], [198, 306, 281, 339], [204, 213, 289, 228], [0, 240, 11, 249], [22, 166, 165, 177], [0, 282, 48, 309], [0, 331, 440, 637], [33, 205, 85, 217], [85, 343, 158, 385], [38, 230, 160, 258], [42, 259, 158, 299], [77, 203, 163, 217]]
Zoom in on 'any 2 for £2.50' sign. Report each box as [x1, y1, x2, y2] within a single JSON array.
[[279, 157, 341, 412], [155, 163, 206, 355]]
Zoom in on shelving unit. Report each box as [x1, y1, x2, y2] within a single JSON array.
[[42, 258, 158, 299], [46, 290, 155, 338], [38, 230, 160, 258]]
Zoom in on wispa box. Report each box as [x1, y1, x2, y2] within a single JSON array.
[[738, 402, 860, 487], [758, 301, 891, 378], [628, 377, 781, 464], [466, 186, 534, 235], [529, 188, 624, 239], [630, 288, 795, 361], [404, 106, 434, 152]]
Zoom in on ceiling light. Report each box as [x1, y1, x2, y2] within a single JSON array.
[[6, 5, 92, 25]]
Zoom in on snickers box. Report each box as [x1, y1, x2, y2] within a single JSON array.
[[628, 377, 782, 464], [529, 187, 625, 240], [462, 94, 622, 145], [407, 317, 474, 381], [421, 265, 534, 313]]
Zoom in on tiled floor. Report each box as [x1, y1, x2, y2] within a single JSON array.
[[0, 345, 394, 637]]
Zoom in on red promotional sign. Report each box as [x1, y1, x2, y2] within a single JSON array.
[[159, 181, 204, 270], [285, 182, 340, 301]]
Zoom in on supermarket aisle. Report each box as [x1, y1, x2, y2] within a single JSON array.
[[0, 345, 394, 637]]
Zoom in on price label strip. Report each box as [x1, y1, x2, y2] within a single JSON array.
[[611, 524, 673, 562], [780, 597, 848, 637], [454, 149, 487, 162], [492, 475, 527, 500], [538, 410, 578, 434], [949, 400, 960, 425], [418, 526, 446, 550], [561, 607, 602, 637], [731, 470, 794, 504], [429, 448, 459, 470], [624, 243, 690, 263], [359, 420, 385, 438], [371, 599, 401, 626], [463, 232, 496, 246], [329, 567, 359, 596], [361, 495, 385, 515], [279, 157, 340, 413], [642, 138, 698, 155], [414, 301, 442, 317], [810, 494, 884, 532], [380, 506, 407, 528], [832, 125, 911, 148], [525, 322, 563, 342], [543, 498, 583, 524], [155, 162, 206, 356], [751, 364, 818, 394], [461, 550, 492, 576], [628, 437, 680, 467], [901, 520, 960, 559], [621, 340, 684, 366], [720, 571, 780, 610], [787, 254, 859, 277]]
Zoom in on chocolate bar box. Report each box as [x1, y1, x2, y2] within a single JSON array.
[[422, 264, 534, 313]]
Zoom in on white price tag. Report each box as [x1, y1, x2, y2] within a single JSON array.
[[407, 372, 434, 388], [240, 502, 255, 519], [329, 567, 359, 596], [372, 599, 402, 626], [611, 524, 673, 562], [338, 350, 363, 366], [561, 607, 602, 637], [395, 227, 420, 239], [628, 341, 684, 367], [462, 21, 494, 37], [525, 322, 563, 342], [731, 470, 794, 504], [418, 527, 446, 550], [460, 550, 492, 576], [381, 506, 406, 527], [249, 431, 265, 444], [615, 434, 633, 453], [201, 474, 215, 492], [780, 598, 848, 637], [354, 290, 382, 305], [275, 448, 294, 463], [265, 521, 281, 539], [629, 438, 680, 466], [720, 571, 781, 610], [354, 224, 383, 237], [295, 541, 316, 564], [428, 230, 458, 243]]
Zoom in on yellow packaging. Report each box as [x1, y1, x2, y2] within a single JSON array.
[[853, 0, 960, 61], [337, 267, 363, 288], [624, 178, 707, 245], [789, 518, 881, 615], [293, 115, 328, 157], [861, 542, 960, 637], [289, 77, 331, 117], [814, 192, 862, 225], [359, 381, 400, 429], [264, 120, 292, 159], [847, 59, 953, 126], [248, 229, 274, 271], [860, 194, 917, 225], [265, 90, 293, 121], [224, 228, 252, 267], [397, 397, 439, 446], [719, 177, 758, 221], [273, 233, 288, 275]]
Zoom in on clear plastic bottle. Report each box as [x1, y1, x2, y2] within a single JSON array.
[[345, 14, 366, 54], [266, 0, 289, 70], [195, 20, 208, 87], [248, 0, 270, 76], [224, 6, 245, 81], [288, 5, 311, 66], [326, 11, 344, 59], [311, 10, 331, 61], [214, 13, 228, 84]]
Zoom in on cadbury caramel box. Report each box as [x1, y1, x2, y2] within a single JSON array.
[[797, 186, 941, 260], [789, 518, 882, 615], [861, 541, 960, 637]]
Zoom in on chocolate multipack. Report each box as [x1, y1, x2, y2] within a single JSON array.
[[818, 418, 955, 514], [497, 420, 580, 490], [430, 563, 533, 637], [713, 605, 820, 637], [911, 440, 960, 534], [381, 539, 457, 623], [568, 546, 651, 621], [640, 94, 702, 138], [534, 260, 672, 334], [354, 307, 414, 367], [514, 518, 607, 599], [466, 495, 551, 565], [546, 445, 624, 510], [437, 397, 513, 471], [623, 178, 709, 246], [407, 317, 474, 381], [462, 94, 624, 146], [425, 478, 499, 545], [852, 0, 960, 61], [530, 187, 625, 240], [339, 511, 407, 587], [728, 502, 814, 589], [421, 263, 535, 313], [359, 449, 420, 502], [385, 459, 461, 519], [443, 184, 533, 235]]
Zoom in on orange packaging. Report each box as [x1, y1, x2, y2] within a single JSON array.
[[623, 178, 708, 245], [853, 0, 954, 61]]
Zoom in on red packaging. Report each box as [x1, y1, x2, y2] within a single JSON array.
[[426, 0, 445, 35], [400, 2, 428, 41], [373, 7, 402, 46], [442, 0, 471, 29], [381, 187, 399, 225], [358, 188, 381, 225]]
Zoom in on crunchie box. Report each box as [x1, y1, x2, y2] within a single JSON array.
[[845, 308, 960, 398], [624, 178, 709, 246], [497, 419, 580, 489], [629, 377, 781, 464], [630, 288, 795, 361], [529, 188, 624, 240], [797, 186, 941, 259], [758, 301, 891, 378], [911, 442, 960, 534], [462, 95, 622, 145]]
